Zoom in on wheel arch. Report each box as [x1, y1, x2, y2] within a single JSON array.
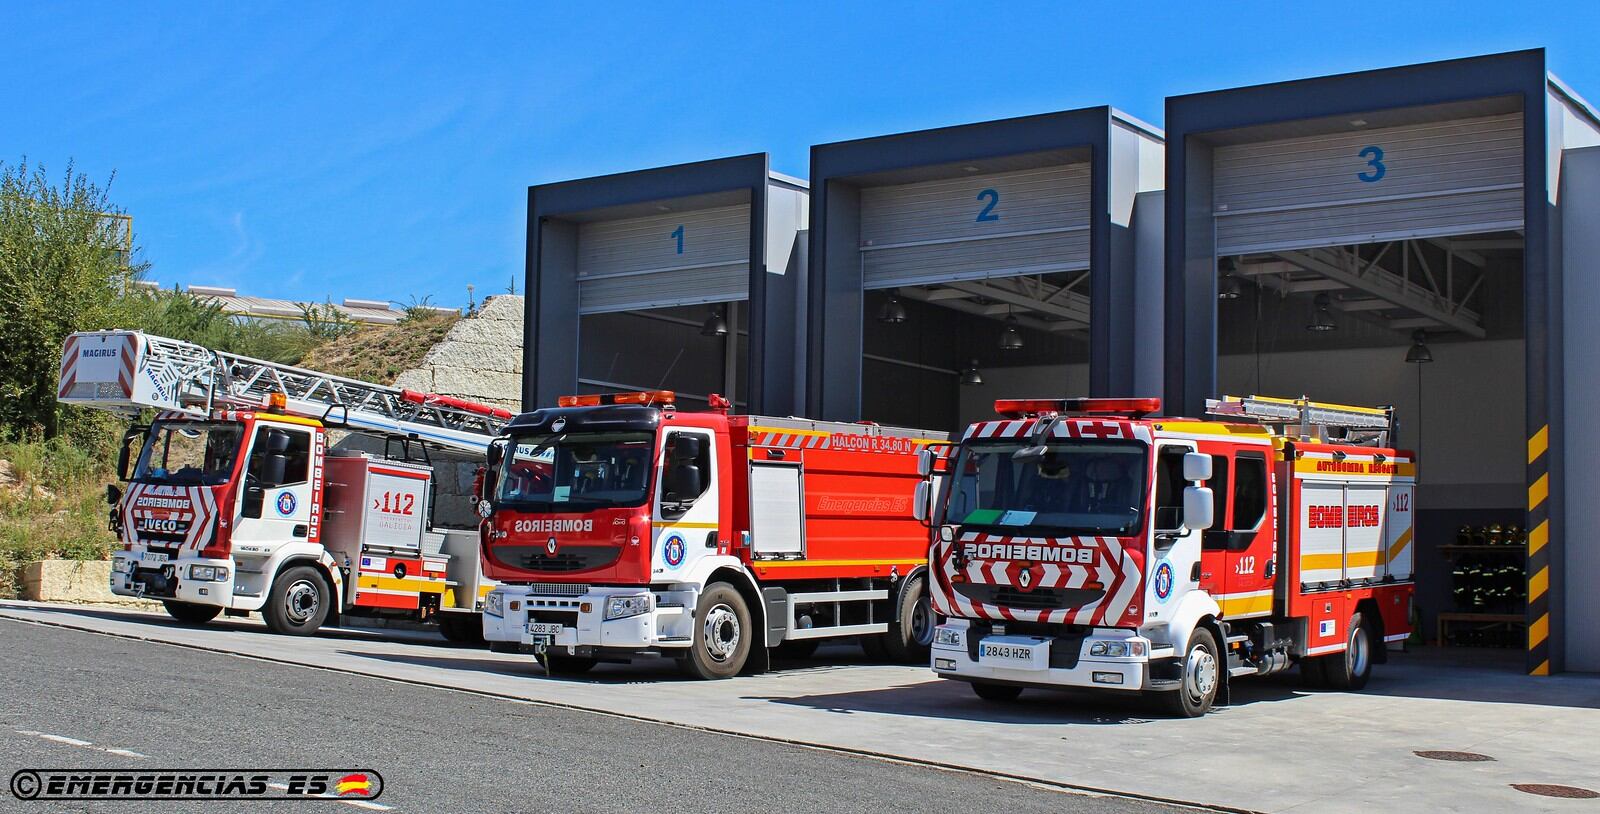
[[1354, 597, 1387, 664]]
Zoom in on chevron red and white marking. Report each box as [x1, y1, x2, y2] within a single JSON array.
[[933, 531, 1144, 628], [57, 333, 138, 401], [960, 417, 1154, 445], [122, 483, 220, 554]]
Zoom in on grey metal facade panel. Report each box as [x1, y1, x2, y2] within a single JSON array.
[[575, 203, 752, 313], [858, 164, 1092, 288], [1213, 113, 1524, 254]]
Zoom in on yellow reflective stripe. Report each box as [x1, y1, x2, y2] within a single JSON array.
[[1529, 566, 1549, 602], [1528, 425, 1549, 464], [358, 575, 445, 594], [1217, 592, 1274, 617], [1529, 613, 1549, 648], [1528, 520, 1548, 557], [1386, 528, 1414, 563], [1532, 659, 1550, 676], [1528, 473, 1549, 511], [658, 522, 719, 530], [749, 425, 830, 437], [1302, 551, 1381, 571]]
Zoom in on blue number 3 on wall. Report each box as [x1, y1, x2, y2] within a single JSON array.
[[1358, 146, 1386, 183]]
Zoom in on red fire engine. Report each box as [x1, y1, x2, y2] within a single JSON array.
[[927, 395, 1414, 716], [478, 391, 946, 678]]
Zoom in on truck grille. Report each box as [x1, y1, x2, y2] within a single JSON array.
[[954, 583, 1104, 611], [527, 583, 590, 597], [495, 545, 621, 573]]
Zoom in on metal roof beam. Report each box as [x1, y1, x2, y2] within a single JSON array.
[[1274, 248, 1486, 338]]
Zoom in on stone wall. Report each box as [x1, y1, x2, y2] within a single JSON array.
[[393, 294, 524, 410]]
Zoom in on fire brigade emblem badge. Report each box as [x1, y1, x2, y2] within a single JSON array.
[[275, 491, 296, 516], [1153, 560, 1174, 602], [663, 534, 686, 568], [546, 537, 558, 555]]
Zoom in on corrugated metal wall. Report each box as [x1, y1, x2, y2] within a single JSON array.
[[576, 204, 751, 313], [858, 164, 1091, 289], [1214, 113, 1524, 255]]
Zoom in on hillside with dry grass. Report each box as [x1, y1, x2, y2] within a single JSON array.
[[297, 310, 459, 384]]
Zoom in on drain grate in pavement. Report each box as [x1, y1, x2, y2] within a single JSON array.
[[1414, 750, 1495, 762], [1512, 784, 1600, 799]]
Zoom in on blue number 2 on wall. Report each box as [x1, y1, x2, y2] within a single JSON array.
[[975, 188, 1000, 222], [1357, 146, 1386, 183], [671, 224, 684, 254]]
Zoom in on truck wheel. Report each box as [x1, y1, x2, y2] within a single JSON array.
[[437, 613, 484, 645], [1163, 627, 1221, 717], [263, 565, 330, 636], [682, 582, 751, 680], [881, 575, 934, 663], [163, 601, 220, 625], [1319, 612, 1374, 691], [542, 654, 597, 675], [971, 681, 1023, 702]]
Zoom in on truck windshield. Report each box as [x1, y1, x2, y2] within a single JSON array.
[[132, 421, 244, 486], [942, 440, 1149, 536], [495, 431, 655, 511]]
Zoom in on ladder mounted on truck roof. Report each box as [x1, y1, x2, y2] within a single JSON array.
[[58, 330, 509, 454], [1205, 394, 1395, 447]]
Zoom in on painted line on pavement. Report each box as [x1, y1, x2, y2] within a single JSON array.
[[0, 610, 1250, 814], [15, 729, 150, 758]]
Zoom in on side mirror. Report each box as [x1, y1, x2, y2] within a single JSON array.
[[912, 480, 931, 523], [1183, 452, 1213, 482], [917, 448, 936, 478], [105, 484, 122, 507], [242, 486, 265, 519], [116, 427, 145, 482], [669, 434, 703, 462], [1183, 486, 1215, 531], [665, 463, 703, 502], [486, 439, 506, 470]]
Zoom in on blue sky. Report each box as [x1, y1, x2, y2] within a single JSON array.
[[3, 1, 1594, 308]]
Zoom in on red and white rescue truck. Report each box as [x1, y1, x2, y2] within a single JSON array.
[[57, 329, 509, 639], [478, 390, 946, 678], [925, 395, 1415, 716]]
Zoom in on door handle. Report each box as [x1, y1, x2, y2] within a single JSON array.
[[704, 531, 718, 549], [293, 524, 308, 538]]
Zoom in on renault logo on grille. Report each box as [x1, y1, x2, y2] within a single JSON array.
[[551, 417, 567, 432], [546, 537, 558, 555]]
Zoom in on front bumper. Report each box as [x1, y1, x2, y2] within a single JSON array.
[[481, 584, 696, 655], [110, 552, 235, 606], [931, 620, 1158, 691]]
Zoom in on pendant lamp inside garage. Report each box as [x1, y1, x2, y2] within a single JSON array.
[[960, 359, 983, 386], [1406, 329, 1434, 363], [701, 308, 729, 337], [1306, 293, 1337, 332], [999, 310, 1024, 351], [877, 289, 908, 324]]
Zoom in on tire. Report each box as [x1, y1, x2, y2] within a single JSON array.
[[881, 575, 935, 663], [541, 654, 597, 675], [437, 613, 484, 645], [1319, 612, 1374, 691], [971, 681, 1024, 702], [163, 601, 220, 625], [681, 582, 752, 680], [775, 638, 820, 660], [1162, 627, 1221, 718], [263, 565, 331, 636], [859, 634, 890, 660]]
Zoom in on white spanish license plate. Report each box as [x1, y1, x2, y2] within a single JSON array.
[[526, 622, 564, 636], [978, 637, 1050, 670], [141, 551, 169, 563]]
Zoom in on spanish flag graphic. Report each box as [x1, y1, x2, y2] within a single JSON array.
[[336, 773, 373, 797]]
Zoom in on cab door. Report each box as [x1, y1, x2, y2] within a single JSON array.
[[652, 428, 720, 578], [1202, 447, 1275, 619], [231, 423, 316, 551]]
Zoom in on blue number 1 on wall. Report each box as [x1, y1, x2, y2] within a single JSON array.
[[1358, 146, 1386, 183], [671, 224, 684, 254], [976, 188, 1000, 222]]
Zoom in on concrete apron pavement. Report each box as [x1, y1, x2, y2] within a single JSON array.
[[2, 601, 1595, 813]]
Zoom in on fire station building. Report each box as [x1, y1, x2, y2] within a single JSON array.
[[523, 49, 1600, 674]]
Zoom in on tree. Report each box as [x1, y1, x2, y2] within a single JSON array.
[[0, 158, 149, 438]]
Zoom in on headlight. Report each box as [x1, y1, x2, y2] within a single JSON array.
[[113, 558, 133, 574], [1089, 641, 1130, 658], [187, 565, 229, 582], [604, 594, 651, 621], [934, 627, 963, 647], [484, 591, 504, 618]]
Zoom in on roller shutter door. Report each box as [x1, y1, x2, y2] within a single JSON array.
[[577, 204, 750, 314], [1214, 113, 1523, 256], [859, 164, 1091, 289]]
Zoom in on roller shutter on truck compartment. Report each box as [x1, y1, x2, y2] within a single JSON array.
[[859, 163, 1091, 289], [1298, 479, 1414, 589], [749, 462, 804, 558], [576, 204, 750, 314], [1213, 113, 1524, 256]]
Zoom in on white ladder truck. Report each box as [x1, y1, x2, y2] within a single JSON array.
[[57, 329, 509, 639]]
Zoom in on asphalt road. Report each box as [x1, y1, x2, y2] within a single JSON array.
[[0, 618, 1187, 814]]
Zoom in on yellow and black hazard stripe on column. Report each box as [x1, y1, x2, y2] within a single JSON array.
[[1526, 424, 1552, 676]]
